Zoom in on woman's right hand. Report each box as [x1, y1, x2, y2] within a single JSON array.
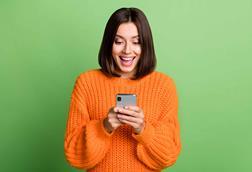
[[103, 107, 122, 133]]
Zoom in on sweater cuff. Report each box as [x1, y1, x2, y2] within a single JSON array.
[[86, 118, 114, 140], [132, 121, 155, 146], [100, 117, 115, 137]]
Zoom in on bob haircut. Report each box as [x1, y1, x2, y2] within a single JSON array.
[[98, 7, 156, 79]]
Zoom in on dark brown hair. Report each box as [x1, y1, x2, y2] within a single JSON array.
[[98, 7, 156, 79]]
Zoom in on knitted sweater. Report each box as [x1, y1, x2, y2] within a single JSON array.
[[64, 69, 181, 172]]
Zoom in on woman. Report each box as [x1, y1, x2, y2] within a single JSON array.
[[64, 7, 181, 172]]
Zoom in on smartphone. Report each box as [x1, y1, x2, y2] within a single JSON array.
[[116, 94, 137, 108]]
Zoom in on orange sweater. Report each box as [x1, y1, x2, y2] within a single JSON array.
[[64, 69, 181, 172]]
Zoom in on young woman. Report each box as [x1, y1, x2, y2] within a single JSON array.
[[64, 7, 181, 172]]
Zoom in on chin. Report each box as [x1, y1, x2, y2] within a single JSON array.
[[121, 66, 133, 71], [119, 63, 136, 71]]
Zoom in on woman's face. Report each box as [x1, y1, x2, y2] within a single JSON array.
[[112, 22, 141, 78]]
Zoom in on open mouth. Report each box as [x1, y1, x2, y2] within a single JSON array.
[[119, 56, 136, 67]]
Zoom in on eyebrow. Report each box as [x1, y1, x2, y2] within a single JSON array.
[[115, 34, 139, 39]]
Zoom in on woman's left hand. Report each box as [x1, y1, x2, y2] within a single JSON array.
[[116, 106, 145, 134]]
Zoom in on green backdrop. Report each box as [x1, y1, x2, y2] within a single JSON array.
[[1, 0, 251, 171]]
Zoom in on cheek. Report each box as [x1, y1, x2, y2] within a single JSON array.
[[112, 45, 123, 55], [134, 46, 141, 56]]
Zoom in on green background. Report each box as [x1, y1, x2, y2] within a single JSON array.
[[1, 0, 251, 171]]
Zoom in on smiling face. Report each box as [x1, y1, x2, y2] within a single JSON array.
[[112, 22, 141, 78]]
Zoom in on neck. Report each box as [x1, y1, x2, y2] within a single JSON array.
[[114, 68, 137, 79]]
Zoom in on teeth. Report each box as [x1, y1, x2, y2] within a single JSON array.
[[120, 56, 134, 61]]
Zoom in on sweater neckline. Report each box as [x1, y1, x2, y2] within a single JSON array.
[[97, 69, 154, 87], [109, 76, 140, 86]]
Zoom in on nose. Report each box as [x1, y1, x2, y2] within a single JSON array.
[[123, 42, 132, 54]]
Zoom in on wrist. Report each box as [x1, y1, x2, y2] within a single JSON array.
[[103, 118, 113, 134], [134, 122, 145, 134]]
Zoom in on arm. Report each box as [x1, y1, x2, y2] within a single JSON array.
[[64, 75, 112, 169], [132, 78, 181, 170]]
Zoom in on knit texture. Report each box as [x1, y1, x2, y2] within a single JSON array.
[[64, 69, 181, 172]]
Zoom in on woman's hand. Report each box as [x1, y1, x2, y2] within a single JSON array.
[[116, 106, 145, 134], [103, 107, 123, 133]]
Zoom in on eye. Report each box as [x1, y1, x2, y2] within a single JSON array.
[[114, 38, 124, 45], [133, 41, 140, 45], [114, 41, 123, 45], [132, 39, 140, 45]]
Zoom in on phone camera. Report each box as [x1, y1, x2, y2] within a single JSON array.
[[117, 97, 121, 101]]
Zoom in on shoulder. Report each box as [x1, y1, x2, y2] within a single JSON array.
[[152, 71, 178, 100], [71, 69, 104, 88], [76, 69, 105, 81], [150, 71, 176, 87], [78, 69, 102, 78]]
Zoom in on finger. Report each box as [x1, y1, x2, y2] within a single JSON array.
[[117, 114, 143, 124], [119, 119, 139, 129], [113, 107, 119, 113], [117, 108, 138, 117], [124, 106, 142, 113], [118, 107, 144, 119], [108, 117, 122, 123]]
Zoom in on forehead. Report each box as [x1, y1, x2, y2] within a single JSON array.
[[116, 22, 139, 38]]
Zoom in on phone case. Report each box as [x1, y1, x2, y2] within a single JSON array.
[[116, 94, 137, 107]]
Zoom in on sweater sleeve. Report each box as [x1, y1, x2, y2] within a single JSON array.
[[132, 78, 181, 170], [64, 75, 113, 169]]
